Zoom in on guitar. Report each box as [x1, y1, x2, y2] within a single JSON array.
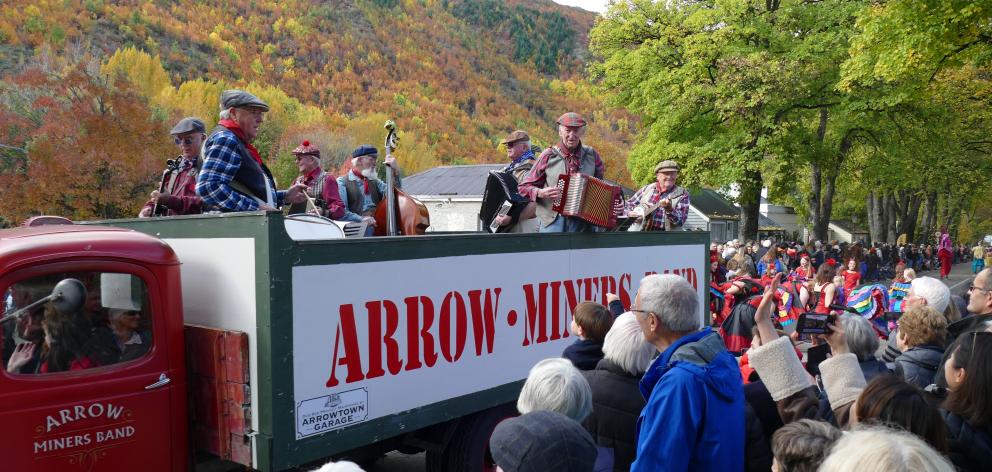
[[627, 186, 688, 232]]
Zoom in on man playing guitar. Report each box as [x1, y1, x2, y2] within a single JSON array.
[[625, 160, 690, 231]]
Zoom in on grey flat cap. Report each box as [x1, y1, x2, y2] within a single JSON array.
[[170, 117, 205, 135], [220, 89, 270, 111], [654, 159, 680, 172]]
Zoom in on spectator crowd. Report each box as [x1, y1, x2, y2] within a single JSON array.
[[313, 237, 992, 472]]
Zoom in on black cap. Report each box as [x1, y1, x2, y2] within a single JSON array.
[[170, 117, 205, 135], [220, 89, 270, 111], [351, 144, 378, 159]]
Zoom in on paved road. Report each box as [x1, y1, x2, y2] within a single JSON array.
[[940, 261, 979, 295]]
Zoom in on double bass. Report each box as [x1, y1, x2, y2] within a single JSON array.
[[373, 120, 430, 236]]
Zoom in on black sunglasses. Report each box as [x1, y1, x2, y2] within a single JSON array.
[[174, 137, 196, 145]]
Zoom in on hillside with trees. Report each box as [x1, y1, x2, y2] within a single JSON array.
[[0, 0, 636, 223]]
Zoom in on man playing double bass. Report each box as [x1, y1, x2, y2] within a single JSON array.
[[625, 160, 691, 231], [337, 144, 401, 234], [517, 112, 606, 233], [138, 117, 207, 217], [286, 140, 345, 219]]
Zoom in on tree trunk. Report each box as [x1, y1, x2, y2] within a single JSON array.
[[808, 108, 829, 241], [919, 192, 938, 244], [885, 193, 898, 242], [899, 193, 922, 242], [739, 171, 762, 241], [866, 193, 875, 243], [868, 191, 886, 243], [820, 168, 839, 242], [944, 197, 964, 238]]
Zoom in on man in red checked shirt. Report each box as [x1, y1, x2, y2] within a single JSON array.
[[139, 117, 207, 217], [624, 160, 691, 231], [284, 140, 346, 219], [517, 112, 607, 233]]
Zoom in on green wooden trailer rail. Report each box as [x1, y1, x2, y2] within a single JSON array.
[[93, 212, 710, 471]]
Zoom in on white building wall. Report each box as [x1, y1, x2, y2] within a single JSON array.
[[418, 197, 483, 232]]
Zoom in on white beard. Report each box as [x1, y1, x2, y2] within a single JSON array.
[[361, 167, 377, 180]]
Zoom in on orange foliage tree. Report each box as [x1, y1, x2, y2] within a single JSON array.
[[0, 59, 174, 222]]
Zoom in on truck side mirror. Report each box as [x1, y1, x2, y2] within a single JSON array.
[[50, 278, 87, 315], [0, 278, 87, 325]]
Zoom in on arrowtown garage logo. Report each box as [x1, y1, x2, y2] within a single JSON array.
[[296, 388, 369, 438]]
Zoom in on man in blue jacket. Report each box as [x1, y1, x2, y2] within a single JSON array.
[[630, 274, 744, 471]]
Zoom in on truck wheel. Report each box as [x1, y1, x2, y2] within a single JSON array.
[[441, 403, 517, 472]]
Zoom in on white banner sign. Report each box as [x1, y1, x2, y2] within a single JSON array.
[[291, 244, 704, 439]]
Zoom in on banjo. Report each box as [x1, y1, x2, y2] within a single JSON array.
[[627, 186, 688, 232]]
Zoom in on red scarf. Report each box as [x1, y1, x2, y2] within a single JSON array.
[[556, 141, 582, 173], [297, 166, 322, 187], [219, 119, 263, 166], [352, 168, 370, 193]]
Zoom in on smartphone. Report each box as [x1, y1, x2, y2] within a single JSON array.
[[796, 312, 836, 336], [805, 342, 832, 376]]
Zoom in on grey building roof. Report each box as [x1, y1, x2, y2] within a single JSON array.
[[831, 219, 869, 234], [689, 188, 739, 220], [402, 164, 505, 196], [403, 164, 634, 198], [758, 213, 785, 231]]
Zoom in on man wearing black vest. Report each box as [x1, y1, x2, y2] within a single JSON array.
[[518, 112, 606, 232], [336, 144, 401, 234], [196, 90, 306, 212]]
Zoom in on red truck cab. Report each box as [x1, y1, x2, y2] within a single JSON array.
[[0, 225, 188, 471]]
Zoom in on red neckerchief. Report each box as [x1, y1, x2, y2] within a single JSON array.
[[219, 119, 263, 166], [297, 166, 322, 187], [352, 168, 370, 193], [556, 141, 582, 173]]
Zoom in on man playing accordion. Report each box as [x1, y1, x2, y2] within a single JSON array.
[[625, 160, 690, 231], [518, 112, 607, 233]]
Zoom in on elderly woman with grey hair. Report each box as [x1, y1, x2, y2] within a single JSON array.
[[517, 358, 592, 422], [580, 313, 656, 471], [839, 314, 890, 382]]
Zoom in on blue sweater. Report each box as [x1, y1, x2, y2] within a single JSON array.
[[632, 328, 745, 472]]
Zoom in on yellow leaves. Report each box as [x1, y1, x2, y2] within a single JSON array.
[[251, 58, 266, 76], [100, 47, 172, 101]]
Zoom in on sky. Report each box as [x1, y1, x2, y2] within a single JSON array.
[[552, 0, 609, 13]]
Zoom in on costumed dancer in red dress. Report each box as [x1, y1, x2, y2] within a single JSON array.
[[938, 226, 954, 279], [842, 258, 862, 292]]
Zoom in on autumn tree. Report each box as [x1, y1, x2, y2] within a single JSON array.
[[0, 58, 174, 222]]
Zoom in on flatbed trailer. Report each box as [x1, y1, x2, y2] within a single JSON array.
[[0, 212, 708, 471]]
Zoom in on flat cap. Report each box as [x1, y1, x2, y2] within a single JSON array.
[[220, 89, 270, 112], [170, 117, 205, 135], [500, 130, 530, 146], [489, 410, 596, 472], [351, 144, 378, 159], [654, 160, 680, 172], [556, 112, 587, 128], [292, 140, 320, 158]]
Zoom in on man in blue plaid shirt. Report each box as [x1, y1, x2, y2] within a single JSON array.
[[197, 90, 305, 212]]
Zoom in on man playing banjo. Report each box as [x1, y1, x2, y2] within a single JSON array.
[[625, 160, 690, 231]]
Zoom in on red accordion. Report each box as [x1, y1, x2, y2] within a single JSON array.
[[551, 173, 624, 228]]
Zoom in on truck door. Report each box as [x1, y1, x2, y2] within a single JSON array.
[[0, 263, 177, 472]]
